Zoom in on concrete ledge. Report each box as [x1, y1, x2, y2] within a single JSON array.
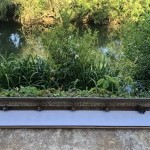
[[0, 129, 150, 150]]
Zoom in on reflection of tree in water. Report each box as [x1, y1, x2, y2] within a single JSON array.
[[0, 22, 23, 57]]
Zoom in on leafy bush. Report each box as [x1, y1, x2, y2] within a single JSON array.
[[121, 14, 150, 84], [41, 24, 123, 90], [1, 0, 150, 25], [42, 24, 131, 91], [66, 0, 150, 25]]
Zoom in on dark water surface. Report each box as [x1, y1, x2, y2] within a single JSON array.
[[0, 21, 24, 57], [76, 24, 121, 55], [0, 22, 120, 58]]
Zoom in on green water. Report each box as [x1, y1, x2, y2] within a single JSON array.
[[78, 25, 122, 56], [0, 21, 24, 57], [0, 22, 120, 57]]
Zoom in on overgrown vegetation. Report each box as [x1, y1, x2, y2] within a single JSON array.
[[121, 14, 150, 90], [0, 86, 149, 98], [0, 0, 150, 97], [0, 0, 150, 26], [0, 26, 133, 94], [67, 0, 150, 25], [0, 55, 55, 89]]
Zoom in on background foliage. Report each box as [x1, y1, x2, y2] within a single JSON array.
[[0, 0, 150, 97]]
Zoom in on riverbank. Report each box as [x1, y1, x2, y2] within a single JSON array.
[[0, 0, 150, 97], [1, 0, 149, 27]]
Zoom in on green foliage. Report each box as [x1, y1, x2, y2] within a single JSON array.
[[1, 85, 149, 98], [1, 0, 150, 25], [0, 54, 55, 89], [0, 86, 39, 97], [121, 14, 150, 83], [0, 0, 20, 20], [41, 25, 123, 90], [0, 86, 130, 97], [0, 21, 134, 93], [66, 0, 150, 24], [1, 0, 150, 97], [96, 75, 120, 91]]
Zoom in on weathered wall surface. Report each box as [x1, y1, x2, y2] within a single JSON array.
[[0, 129, 150, 150]]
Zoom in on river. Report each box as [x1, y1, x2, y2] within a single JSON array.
[[0, 21, 24, 57], [0, 21, 122, 58]]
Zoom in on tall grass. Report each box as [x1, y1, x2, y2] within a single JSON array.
[[0, 54, 55, 89]]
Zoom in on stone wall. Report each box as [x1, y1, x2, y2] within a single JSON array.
[[0, 129, 150, 150]]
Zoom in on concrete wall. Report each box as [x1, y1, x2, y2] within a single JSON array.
[[0, 129, 150, 150]]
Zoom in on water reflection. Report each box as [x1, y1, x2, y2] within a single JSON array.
[[0, 22, 120, 59], [99, 47, 109, 53], [9, 33, 21, 48], [99, 39, 123, 60], [0, 21, 24, 57]]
